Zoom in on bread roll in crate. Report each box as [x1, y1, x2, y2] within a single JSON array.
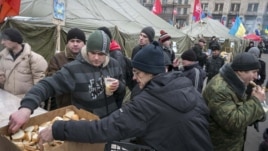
[[0, 105, 105, 151]]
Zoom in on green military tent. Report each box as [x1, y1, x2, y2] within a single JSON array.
[[1, 0, 191, 60]]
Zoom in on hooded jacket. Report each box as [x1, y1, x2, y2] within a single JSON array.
[[52, 71, 213, 151], [203, 64, 265, 151], [0, 43, 47, 98], [20, 46, 126, 118]]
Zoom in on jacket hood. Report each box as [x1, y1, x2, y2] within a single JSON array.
[[110, 40, 121, 52], [220, 63, 247, 98], [79, 46, 109, 67], [145, 71, 198, 113]]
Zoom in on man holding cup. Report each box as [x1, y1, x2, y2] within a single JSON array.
[[8, 30, 126, 133]]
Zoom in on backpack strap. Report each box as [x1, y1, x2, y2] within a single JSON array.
[[194, 68, 200, 90]]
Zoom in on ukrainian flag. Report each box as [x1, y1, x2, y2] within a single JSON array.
[[229, 16, 246, 37], [265, 26, 268, 34]]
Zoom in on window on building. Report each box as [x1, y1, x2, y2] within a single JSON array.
[[214, 3, 224, 11], [163, 7, 167, 14], [230, 3, 240, 12], [183, 8, 187, 15], [139, 0, 146, 4], [266, 4, 268, 14], [247, 3, 259, 12], [201, 3, 208, 12], [184, 0, 189, 4], [177, 8, 181, 15], [162, 0, 167, 4], [150, 0, 154, 4]]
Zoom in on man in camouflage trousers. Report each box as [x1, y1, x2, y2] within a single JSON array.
[[203, 52, 266, 151]]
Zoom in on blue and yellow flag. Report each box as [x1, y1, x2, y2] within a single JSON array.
[[265, 26, 268, 34], [229, 16, 246, 37]]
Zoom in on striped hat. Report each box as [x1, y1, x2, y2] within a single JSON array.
[[158, 30, 171, 43], [86, 30, 110, 55]]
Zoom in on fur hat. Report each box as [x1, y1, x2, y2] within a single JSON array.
[[181, 49, 197, 61], [141, 26, 155, 42], [1, 28, 23, 44], [231, 52, 260, 71], [211, 43, 221, 51], [86, 30, 110, 55], [132, 41, 165, 75], [159, 30, 171, 43], [67, 28, 86, 43], [97, 26, 112, 42], [248, 47, 260, 58]]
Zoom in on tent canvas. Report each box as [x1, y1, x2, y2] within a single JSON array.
[[180, 18, 246, 54], [0, 0, 191, 60]]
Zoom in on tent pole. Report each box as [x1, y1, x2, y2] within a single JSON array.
[[56, 24, 61, 54]]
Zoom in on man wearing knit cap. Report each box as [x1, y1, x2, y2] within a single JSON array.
[[9, 30, 126, 133], [179, 49, 206, 93], [131, 26, 155, 59], [203, 52, 266, 151], [158, 30, 178, 69], [98, 26, 134, 91], [192, 38, 207, 68], [37, 41, 213, 151], [0, 28, 47, 98], [45, 28, 86, 110]]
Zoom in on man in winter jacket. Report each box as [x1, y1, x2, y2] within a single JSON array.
[[37, 41, 213, 151], [9, 30, 126, 133], [203, 52, 266, 151], [192, 38, 207, 68], [0, 28, 47, 98], [45, 28, 86, 109], [180, 49, 206, 93], [205, 43, 225, 83]]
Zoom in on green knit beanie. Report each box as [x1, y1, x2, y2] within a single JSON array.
[[86, 30, 110, 55]]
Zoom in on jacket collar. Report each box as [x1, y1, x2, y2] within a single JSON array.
[[220, 64, 247, 98]]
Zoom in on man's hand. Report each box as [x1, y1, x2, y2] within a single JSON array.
[[252, 85, 266, 102], [8, 108, 31, 134], [38, 125, 54, 150]]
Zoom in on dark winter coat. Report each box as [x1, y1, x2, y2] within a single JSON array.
[[52, 71, 213, 151], [203, 64, 266, 151], [192, 44, 207, 68], [20, 47, 126, 118], [205, 55, 225, 83], [181, 63, 206, 93]]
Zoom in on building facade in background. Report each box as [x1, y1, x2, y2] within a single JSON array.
[[138, 0, 268, 35]]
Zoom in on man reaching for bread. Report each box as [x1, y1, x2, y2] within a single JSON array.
[[8, 30, 126, 133]]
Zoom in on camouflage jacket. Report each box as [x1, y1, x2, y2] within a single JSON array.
[[203, 64, 266, 151]]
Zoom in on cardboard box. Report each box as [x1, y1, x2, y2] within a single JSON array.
[[0, 105, 105, 151]]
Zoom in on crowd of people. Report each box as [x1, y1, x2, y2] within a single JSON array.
[[0, 26, 267, 151]]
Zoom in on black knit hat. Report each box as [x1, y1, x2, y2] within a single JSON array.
[[67, 28, 86, 43], [181, 49, 197, 61], [1, 28, 23, 44], [141, 26, 155, 42], [211, 43, 221, 51], [132, 41, 165, 75], [159, 30, 171, 43], [86, 30, 110, 55], [231, 52, 260, 71], [98, 26, 112, 42]]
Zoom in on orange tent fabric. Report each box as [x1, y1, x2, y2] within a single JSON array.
[[0, 0, 20, 23]]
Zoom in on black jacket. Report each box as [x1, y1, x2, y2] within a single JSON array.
[[182, 63, 206, 93], [206, 55, 225, 83], [52, 71, 213, 151]]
